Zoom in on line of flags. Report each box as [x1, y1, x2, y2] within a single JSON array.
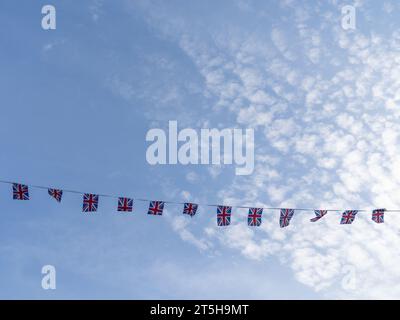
[[7, 182, 388, 227]]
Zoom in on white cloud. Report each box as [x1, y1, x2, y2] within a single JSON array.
[[130, 0, 400, 299], [169, 215, 211, 251]]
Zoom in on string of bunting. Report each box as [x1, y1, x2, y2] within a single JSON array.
[[0, 179, 396, 227]]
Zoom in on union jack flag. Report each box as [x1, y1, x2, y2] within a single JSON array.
[[148, 201, 164, 215], [340, 210, 358, 224], [248, 208, 263, 226], [48, 188, 63, 202], [310, 210, 327, 222], [82, 193, 99, 212], [279, 208, 294, 228], [217, 206, 232, 226], [117, 197, 133, 212], [372, 208, 385, 224], [13, 183, 29, 200], [183, 203, 198, 217]]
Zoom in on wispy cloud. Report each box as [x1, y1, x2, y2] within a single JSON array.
[[130, 0, 400, 298]]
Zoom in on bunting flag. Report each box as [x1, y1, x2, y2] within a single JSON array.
[[3, 180, 400, 228], [48, 188, 63, 202], [340, 210, 358, 224], [117, 197, 133, 212], [372, 208, 385, 224], [280, 208, 294, 228], [82, 193, 99, 212], [248, 208, 263, 226], [217, 206, 232, 226], [183, 203, 198, 217], [310, 210, 327, 222], [148, 201, 164, 215], [12, 183, 29, 200]]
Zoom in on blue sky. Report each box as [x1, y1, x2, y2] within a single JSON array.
[[2, 0, 400, 299]]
